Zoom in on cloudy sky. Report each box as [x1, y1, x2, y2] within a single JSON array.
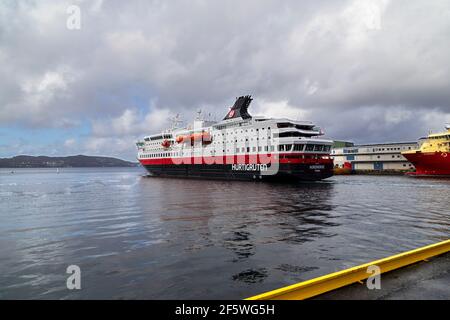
[[1, 0, 449, 160]]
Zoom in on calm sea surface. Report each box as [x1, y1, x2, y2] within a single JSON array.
[[0, 167, 449, 299]]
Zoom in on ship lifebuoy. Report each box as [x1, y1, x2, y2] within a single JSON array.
[[161, 140, 171, 148], [442, 152, 448, 158]]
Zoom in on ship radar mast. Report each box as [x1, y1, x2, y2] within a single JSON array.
[[196, 109, 203, 121], [169, 113, 183, 130]]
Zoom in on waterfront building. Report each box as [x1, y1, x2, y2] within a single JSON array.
[[332, 142, 418, 172]]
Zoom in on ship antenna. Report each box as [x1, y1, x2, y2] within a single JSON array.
[[169, 113, 183, 130], [196, 109, 202, 120]]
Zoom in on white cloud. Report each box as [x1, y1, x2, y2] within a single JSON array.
[[75, 106, 172, 159], [22, 69, 70, 106], [1, 0, 450, 159], [253, 99, 311, 122], [384, 107, 413, 125], [91, 107, 172, 137], [64, 138, 76, 148]]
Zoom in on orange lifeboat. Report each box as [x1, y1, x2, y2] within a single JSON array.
[[176, 132, 212, 144], [191, 132, 212, 144], [161, 140, 171, 148], [201, 132, 212, 144]]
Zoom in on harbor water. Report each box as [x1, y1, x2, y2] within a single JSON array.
[[0, 167, 448, 299]]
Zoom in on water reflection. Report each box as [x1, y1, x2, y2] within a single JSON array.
[[0, 169, 449, 299], [224, 230, 254, 262], [232, 268, 268, 284]]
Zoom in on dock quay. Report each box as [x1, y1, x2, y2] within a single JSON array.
[[246, 239, 450, 300], [315, 252, 450, 299]]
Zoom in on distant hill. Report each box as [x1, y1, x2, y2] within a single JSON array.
[[0, 155, 139, 168]]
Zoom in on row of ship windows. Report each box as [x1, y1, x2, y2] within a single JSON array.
[[212, 129, 311, 139], [143, 130, 311, 148], [147, 141, 173, 146], [144, 142, 329, 152], [373, 146, 413, 152], [144, 124, 317, 145], [140, 153, 326, 159], [213, 122, 258, 130], [283, 144, 331, 152], [214, 127, 271, 135], [344, 146, 413, 153], [140, 144, 329, 158], [144, 134, 172, 142], [429, 135, 450, 140], [236, 143, 329, 153], [213, 136, 271, 143], [140, 147, 275, 158], [347, 155, 404, 160]]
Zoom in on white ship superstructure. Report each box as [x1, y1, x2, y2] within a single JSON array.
[[136, 96, 334, 181]]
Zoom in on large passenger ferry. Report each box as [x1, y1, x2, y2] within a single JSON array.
[[136, 95, 334, 181], [402, 125, 450, 176]]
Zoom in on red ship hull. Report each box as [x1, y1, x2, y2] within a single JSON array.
[[402, 151, 450, 176], [139, 153, 334, 181]]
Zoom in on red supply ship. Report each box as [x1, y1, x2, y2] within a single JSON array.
[[402, 125, 450, 176], [136, 95, 334, 181]]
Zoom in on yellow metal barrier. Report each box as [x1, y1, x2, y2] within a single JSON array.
[[246, 239, 450, 300]]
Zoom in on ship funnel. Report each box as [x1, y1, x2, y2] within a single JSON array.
[[223, 95, 252, 120]]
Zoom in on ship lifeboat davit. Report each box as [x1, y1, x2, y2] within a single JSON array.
[[161, 140, 171, 148]]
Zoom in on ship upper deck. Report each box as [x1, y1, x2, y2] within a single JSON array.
[[136, 95, 333, 159], [403, 127, 450, 154]]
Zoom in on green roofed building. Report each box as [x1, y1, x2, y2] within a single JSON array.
[[333, 141, 354, 148]]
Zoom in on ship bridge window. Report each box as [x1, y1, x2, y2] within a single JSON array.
[[150, 135, 163, 141], [278, 144, 293, 151], [295, 124, 315, 130], [314, 145, 324, 152], [293, 144, 304, 151], [277, 123, 294, 128], [275, 131, 307, 138], [305, 145, 314, 151]]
